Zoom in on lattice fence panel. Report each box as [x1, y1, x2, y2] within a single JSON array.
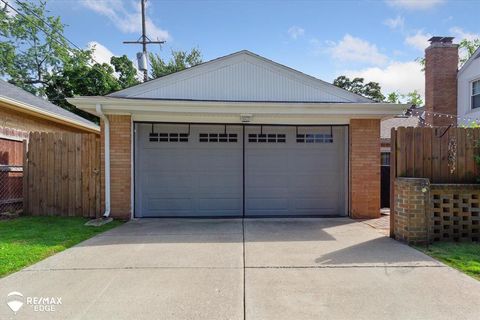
[[430, 188, 480, 242]]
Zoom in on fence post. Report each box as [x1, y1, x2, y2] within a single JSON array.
[[390, 128, 396, 238], [22, 139, 28, 215]]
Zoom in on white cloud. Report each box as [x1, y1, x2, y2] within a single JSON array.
[[386, 0, 445, 10], [287, 26, 305, 40], [328, 34, 388, 66], [405, 31, 431, 51], [344, 60, 424, 98], [87, 41, 115, 65], [384, 15, 404, 29], [81, 0, 170, 41], [450, 27, 480, 42], [87, 41, 142, 80]]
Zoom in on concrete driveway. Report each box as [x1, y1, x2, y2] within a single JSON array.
[[1, 218, 480, 319]]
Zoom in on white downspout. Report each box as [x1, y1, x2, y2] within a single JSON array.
[[96, 104, 111, 218]]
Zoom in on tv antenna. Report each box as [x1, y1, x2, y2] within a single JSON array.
[[123, 0, 165, 82]]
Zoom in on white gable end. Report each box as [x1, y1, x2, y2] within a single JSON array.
[[110, 51, 371, 103]]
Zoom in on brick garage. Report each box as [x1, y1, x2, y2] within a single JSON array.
[[349, 119, 381, 219], [69, 50, 403, 220]]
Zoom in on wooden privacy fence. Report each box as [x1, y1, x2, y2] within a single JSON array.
[[390, 127, 480, 184], [390, 127, 480, 236], [24, 132, 101, 217]]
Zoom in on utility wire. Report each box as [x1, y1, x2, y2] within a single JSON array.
[[2, 0, 144, 84]]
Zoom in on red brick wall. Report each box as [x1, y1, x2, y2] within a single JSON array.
[[100, 115, 131, 219], [425, 42, 459, 126], [349, 119, 380, 218], [393, 178, 429, 244]]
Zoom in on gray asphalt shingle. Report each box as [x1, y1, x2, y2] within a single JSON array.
[[0, 79, 97, 128]]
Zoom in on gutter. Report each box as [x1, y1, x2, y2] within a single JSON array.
[[96, 104, 111, 218]]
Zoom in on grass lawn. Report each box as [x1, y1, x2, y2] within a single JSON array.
[[417, 242, 480, 280], [0, 216, 122, 277]]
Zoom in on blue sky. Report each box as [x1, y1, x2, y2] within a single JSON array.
[[38, 0, 480, 97]]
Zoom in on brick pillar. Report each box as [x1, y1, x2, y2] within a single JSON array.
[[349, 119, 380, 219], [393, 178, 430, 245], [424, 37, 459, 126], [100, 115, 131, 219]]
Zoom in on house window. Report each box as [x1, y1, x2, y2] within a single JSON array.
[[149, 133, 188, 142], [199, 133, 237, 143], [381, 152, 390, 166], [296, 133, 333, 143], [473, 80, 480, 109], [248, 133, 286, 143]]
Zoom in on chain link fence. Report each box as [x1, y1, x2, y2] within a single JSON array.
[[0, 165, 23, 217]]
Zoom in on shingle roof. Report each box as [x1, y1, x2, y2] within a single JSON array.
[[0, 79, 98, 128]]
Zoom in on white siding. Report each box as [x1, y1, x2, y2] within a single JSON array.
[[110, 51, 370, 103], [458, 56, 480, 125]]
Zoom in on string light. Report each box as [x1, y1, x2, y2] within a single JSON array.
[[400, 108, 480, 128]]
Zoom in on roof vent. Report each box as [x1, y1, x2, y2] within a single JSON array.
[[428, 36, 454, 44]]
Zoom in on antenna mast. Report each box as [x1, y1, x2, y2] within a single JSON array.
[[123, 0, 165, 82]]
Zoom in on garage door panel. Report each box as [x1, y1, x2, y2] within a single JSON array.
[[246, 174, 289, 188], [245, 155, 288, 171], [143, 175, 192, 189], [136, 123, 347, 218], [196, 174, 242, 186], [246, 198, 288, 211], [245, 126, 346, 217], [147, 198, 193, 211], [135, 124, 243, 217], [291, 175, 337, 187], [246, 188, 289, 197], [198, 198, 242, 210]]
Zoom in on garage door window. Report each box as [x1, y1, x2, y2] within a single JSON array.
[[296, 133, 333, 143], [199, 133, 238, 143], [248, 133, 286, 143], [149, 133, 189, 142]]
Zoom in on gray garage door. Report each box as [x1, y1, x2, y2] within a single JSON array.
[[135, 123, 243, 217], [244, 126, 346, 216], [135, 123, 347, 217]]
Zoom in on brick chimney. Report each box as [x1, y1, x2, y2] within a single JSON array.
[[425, 36, 459, 126]]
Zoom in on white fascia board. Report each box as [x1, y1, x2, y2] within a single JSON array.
[[68, 97, 407, 122]]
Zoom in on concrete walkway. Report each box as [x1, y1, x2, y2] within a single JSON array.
[[1, 218, 480, 319]]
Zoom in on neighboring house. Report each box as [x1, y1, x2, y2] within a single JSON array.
[[69, 50, 404, 220], [0, 80, 99, 213], [0, 79, 100, 138], [0, 79, 100, 166], [458, 46, 480, 125]]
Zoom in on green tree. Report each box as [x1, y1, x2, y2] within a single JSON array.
[[333, 76, 385, 102], [0, 1, 139, 122], [387, 92, 401, 103], [459, 38, 480, 65], [149, 48, 202, 79], [0, 0, 72, 95], [111, 55, 140, 88], [403, 90, 423, 106]]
